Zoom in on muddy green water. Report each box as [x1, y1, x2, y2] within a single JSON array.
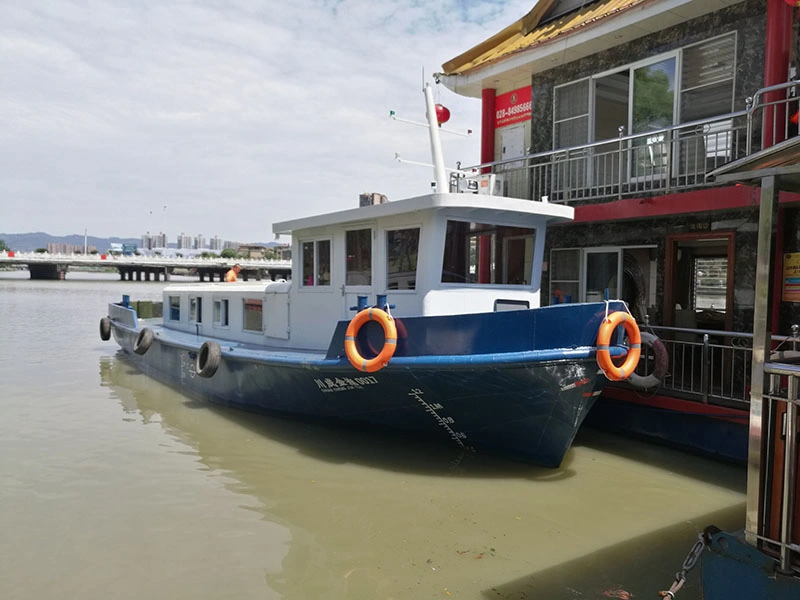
[[0, 273, 746, 599]]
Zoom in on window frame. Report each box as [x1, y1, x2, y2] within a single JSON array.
[[168, 295, 181, 322], [242, 298, 264, 333], [345, 227, 373, 288], [300, 238, 332, 289], [385, 226, 421, 292], [440, 218, 538, 288], [190, 296, 202, 323], [213, 298, 229, 328], [550, 245, 657, 304], [552, 32, 737, 151]]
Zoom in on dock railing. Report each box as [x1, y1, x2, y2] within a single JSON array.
[[623, 325, 800, 409], [460, 80, 800, 203], [756, 360, 800, 573]]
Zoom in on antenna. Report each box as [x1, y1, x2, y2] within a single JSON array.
[[389, 80, 473, 191]]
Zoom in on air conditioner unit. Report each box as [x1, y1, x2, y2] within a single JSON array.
[[456, 173, 505, 196]]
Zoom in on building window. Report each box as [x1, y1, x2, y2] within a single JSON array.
[[550, 246, 656, 319], [302, 239, 331, 287], [553, 79, 590, 149], [243, 298, 263, 332], [169, 296, 180, 321], [553, 32, 736, 179], [693, 256, 728, 311], [386, 228, 420, 290], [346, 229, 372, 286], [190, 297, 202, 323], [213, 299, 229, 327], [441, 220, 535, 286]]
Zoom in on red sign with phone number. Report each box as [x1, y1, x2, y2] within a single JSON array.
[[495, 86, 532, 128]]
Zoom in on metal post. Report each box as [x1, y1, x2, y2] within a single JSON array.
[[780, 376, 798, 573], [747, 174, 778, 544], [618, 126, 625, 200], [423, 84, 447, 193], [702, 334, 710, 404], [665, 130, 672, 193]]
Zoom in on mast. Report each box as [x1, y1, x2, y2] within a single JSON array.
[[423, 84, 448, 193]]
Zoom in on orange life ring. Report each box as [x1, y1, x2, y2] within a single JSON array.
[[596, 311, 642, 381], [344, 308, 398, 372]]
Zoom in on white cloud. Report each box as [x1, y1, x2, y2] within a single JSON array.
[[0, 0, 530, 242]]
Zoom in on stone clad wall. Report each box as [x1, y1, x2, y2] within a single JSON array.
[[528, 0, 766, 155]]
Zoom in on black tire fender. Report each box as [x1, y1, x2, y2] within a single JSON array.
[[627, 331, 668, 390], [100, 317, 111, 341], [196, 341, 221, 378], [133, 327, 154, 355]]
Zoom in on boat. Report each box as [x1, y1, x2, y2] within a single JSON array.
[[99, 83, 642, 468]]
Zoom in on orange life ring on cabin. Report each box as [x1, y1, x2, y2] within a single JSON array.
[[596, 311, 642, 381], [344, 308, 398, 373]]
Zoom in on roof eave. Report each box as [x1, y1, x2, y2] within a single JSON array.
[[439, 0, 744, 98]]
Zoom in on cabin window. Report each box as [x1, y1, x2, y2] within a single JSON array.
[[386, 228, 420, 290], [168, 296, 180, 321], [441, 220, 535, 286], [243, 298, 263, 332], [190, 297, 202, 323], [346, 229, 372, 286], [302, 239, 331, 287], [213, 299, 229, 327]]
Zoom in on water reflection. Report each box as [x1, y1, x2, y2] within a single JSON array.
[[99, 353, 746, 600], [100, 353, 575, 480]]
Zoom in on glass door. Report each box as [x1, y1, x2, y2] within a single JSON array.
[[593, 71, 629, 191], [630, 57, 676, 181], [583, 248, 622, 302]]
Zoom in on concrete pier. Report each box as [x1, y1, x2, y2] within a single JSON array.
[[29, 263, 67, 280]]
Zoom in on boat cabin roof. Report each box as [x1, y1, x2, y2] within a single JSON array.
[[272, 192, 573, 235]]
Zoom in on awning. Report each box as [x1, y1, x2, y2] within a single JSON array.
[[706, 135, 800, 193]]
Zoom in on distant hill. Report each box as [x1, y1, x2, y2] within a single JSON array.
[[0, 232, 282, 252], [0, 232, 140, 252]]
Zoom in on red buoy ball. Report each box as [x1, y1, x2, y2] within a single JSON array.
[[435, 104, 451, 125]]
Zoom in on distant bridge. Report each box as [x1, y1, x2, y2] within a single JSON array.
[[0, 252, 292, 282]]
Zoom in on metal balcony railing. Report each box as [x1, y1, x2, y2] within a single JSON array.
[[462, 81, 800, 203], [623, 324, 800, 409]]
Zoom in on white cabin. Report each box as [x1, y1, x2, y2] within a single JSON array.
[[160, 191, 572, 351]]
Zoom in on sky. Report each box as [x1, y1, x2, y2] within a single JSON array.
[[1, 0, 531, 243]]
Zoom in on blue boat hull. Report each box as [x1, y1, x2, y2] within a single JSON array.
[[584, 390, 749, 463], [702, 530, 800, 599], [109, 302, 627, 467]]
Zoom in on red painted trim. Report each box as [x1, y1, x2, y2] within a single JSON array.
[[480, 88, 496, 173], [601, 386, 749, 424], [569, 186, 800, 223], [763, 0, 794, 148]]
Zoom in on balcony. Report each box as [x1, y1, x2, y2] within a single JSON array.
[[461, 81, 800, 204]]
